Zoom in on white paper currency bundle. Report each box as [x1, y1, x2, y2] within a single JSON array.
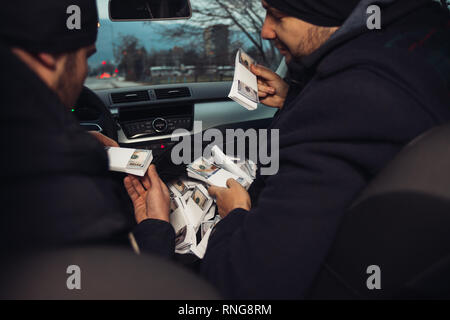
[[211, 145, 253, 185], [168, 179, 220, 257], [106, 147, 153, 176], [228, 49, 259, 110], [187, 157, 249, 189], [169, 197, 196, 254], [231, 157, 257, 182], [167, 152, 257, 258]]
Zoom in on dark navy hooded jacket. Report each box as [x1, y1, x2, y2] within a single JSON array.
[[0, 44, 135, 253], [133, 0, 450, 299]]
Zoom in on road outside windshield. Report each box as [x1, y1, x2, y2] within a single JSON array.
[[85, 0, 282, 90]]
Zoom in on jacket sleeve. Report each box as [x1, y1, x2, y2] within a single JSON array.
[[200, 67, 436, 299], [132, 219, 176, 259]]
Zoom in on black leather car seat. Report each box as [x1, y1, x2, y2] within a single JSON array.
[[0, 247, 221, 299], [308, 124, 450, 299]]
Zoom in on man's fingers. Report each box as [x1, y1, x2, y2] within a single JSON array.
[[208, 185, 218, 197], [251, 64, 278, 81], [146, 165, 161, 188], [148, 165, 168, 196], [89, 131, 119, 147], [141, 174, 151, 190], [130, 175, 146, 196], [259, 91, 269, 98], [257, 78, 269, 86], [208, 185, 227, 197], [125, 176, 148, 224], [160, 180, 171, 199], [258, 84, 276, 95], [226, 178, 240, 189], [124, 177, 139, 202]]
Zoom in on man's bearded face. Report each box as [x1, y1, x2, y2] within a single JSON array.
[[261, 0, 338, 63]]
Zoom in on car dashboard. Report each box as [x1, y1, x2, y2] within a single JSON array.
[[76, 81, 277, 158]]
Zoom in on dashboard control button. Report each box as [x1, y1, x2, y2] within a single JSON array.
[[152, 118, 168, 133]]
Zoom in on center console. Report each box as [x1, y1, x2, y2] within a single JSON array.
[[119, 103, 194, 140]]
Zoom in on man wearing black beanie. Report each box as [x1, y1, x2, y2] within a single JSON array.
[[128, 0, 450, 299], [0, 1, 136, 254], [205, 0, 450, 298]]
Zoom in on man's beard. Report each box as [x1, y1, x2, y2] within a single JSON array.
[[290, 25, 337, 62], [55, 54, 83, 108]]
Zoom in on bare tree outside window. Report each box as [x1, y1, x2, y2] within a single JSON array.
[[86, 0, 282, 90], [157, 0, 280, 68]]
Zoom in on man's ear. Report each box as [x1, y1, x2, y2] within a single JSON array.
[[35, 52, 59, 70]]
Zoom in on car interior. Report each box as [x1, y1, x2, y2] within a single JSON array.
[[41, 0, 450, 299]]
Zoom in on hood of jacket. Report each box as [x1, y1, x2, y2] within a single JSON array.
[[287, 0, 444, 82]]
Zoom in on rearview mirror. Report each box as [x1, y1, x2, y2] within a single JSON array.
[[109, 0, 192, 21]]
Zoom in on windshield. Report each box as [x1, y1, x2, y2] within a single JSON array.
[[85, 0, 281, 90]]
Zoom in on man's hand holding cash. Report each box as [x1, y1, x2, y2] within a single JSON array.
[[122, 143, 256, 258], [124, 165, 171, 224], [208, 178, 251, 218], [227, 48, 288, 110], [250, 64, 289, 109]]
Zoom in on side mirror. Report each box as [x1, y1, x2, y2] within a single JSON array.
[[109, 0, 192, 21]]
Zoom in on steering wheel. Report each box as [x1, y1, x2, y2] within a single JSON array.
[[74, 86, 118, 141]]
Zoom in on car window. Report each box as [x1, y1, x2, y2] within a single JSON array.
[[86, 0, 282, 90]]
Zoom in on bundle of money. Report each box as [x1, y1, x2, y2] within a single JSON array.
[[167, 179, 219, 257], [106, 147, 153, 176], [187, 157, 249, 189], [167, 152, 257, 258], [168, 197, 196, 254], [232, 158, 257, 181], [228, 48, 259, 111], [211, 145, 254, 185]]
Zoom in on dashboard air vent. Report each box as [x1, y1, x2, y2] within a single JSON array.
[[111, 91, 150, 104], [154, 87, 191, 100]]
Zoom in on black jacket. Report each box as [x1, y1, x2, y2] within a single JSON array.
[[0, 43, 135, 253], [133, 0, 450, 299]]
